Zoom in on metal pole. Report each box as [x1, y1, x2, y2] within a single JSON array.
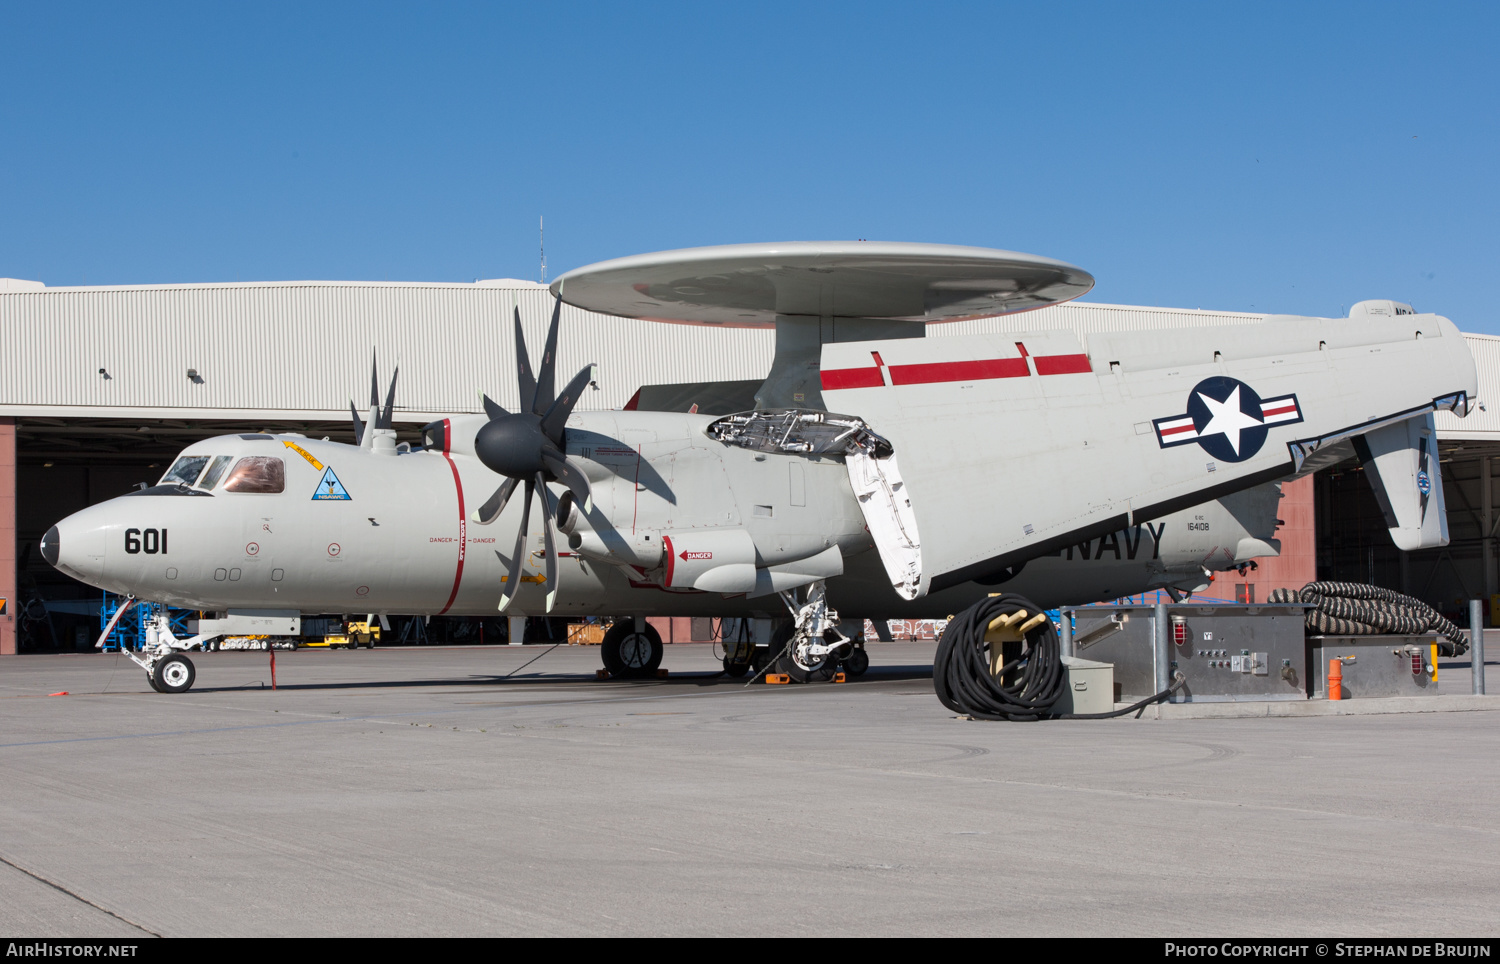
[[1059, 609, 1074, 660], [1470, 598, 1486, 695], [1153, 599, 1170, 698]]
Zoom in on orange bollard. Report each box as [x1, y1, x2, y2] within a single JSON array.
[[1328, 658, 1342, 701], [270, 649, 277, 691]]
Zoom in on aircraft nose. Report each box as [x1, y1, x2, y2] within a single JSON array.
[[46, 512, 109, 585], [41, 525, 60, 567]]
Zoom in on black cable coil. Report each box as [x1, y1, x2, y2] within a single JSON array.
[[933, 593, 1181, 721], [1267, 581, 1468, 656]]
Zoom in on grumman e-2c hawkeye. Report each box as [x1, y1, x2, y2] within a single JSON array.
[[41, 243, 1476, 693]]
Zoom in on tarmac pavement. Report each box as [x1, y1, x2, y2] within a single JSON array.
[[0, 642, 1497, 937]]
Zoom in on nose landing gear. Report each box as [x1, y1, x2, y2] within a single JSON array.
[[150, 653, 197, 693], [129, 610, 213, 693]]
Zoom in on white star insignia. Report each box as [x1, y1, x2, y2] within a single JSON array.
[[1197, 385, 1263, 455]]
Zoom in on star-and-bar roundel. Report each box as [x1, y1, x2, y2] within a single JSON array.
[[1152, 376, 1303, 463]]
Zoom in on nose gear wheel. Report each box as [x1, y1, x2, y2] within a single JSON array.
[[152, 654, 196, 694]]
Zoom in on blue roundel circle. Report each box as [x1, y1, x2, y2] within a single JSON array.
[[1185, 376, 1270, 463], [1417, 470, 1432, 496]]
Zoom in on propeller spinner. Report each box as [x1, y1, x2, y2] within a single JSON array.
[[472, 297, 596, 614]]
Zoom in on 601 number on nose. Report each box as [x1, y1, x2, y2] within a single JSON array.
[[124, 528, 167, 554]]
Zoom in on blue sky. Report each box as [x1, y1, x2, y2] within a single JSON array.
[[2, 2, 1496, 328]]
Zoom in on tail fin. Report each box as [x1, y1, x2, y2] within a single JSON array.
[[1354, 413, 1448, 551]]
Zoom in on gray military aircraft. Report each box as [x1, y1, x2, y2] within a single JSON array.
[[41, 243, 1476, 693]]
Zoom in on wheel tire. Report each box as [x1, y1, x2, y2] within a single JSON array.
[[723, 655, 751, 678], [147, 672, 165, 693], [153, 654, 196, 694], [843, 645, 870, 678], [600, 622, 663, 678], [749, 626, 785, 676], [772, 623, 839, 683]]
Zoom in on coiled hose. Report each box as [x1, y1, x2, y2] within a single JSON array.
[[933, 593, 1183, 721], [1268, 581, 1467, 655]]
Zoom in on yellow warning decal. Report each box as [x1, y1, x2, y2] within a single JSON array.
[[282, 440, 324, 471]]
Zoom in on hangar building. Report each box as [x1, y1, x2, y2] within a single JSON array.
[[3, 276, 1498, 652]]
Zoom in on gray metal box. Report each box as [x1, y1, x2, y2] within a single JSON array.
[[1070, 603, 1309, 703], [1308, 636, 1441, 699], [1057, 656, 1114, 715]]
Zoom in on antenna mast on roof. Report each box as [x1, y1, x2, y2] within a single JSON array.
[[539, 216, 546, 284]]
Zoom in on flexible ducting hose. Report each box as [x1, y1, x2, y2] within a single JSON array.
[[933, 593, 1183, 721], [1268, 581, 1467, 656]]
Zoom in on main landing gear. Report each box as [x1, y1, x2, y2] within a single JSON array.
[[600, 620, 664, 678], [720, 587, 873, 683], [603, 589, 874, 684], [767, 581, 863, 683]]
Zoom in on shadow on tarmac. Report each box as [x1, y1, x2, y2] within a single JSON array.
[[184, 664, 937, 695]]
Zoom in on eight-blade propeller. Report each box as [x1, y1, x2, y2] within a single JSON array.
[[471, 297, 596, 613]]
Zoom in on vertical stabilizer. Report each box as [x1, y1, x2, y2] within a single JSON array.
[[1353, 414, 1448, 551]]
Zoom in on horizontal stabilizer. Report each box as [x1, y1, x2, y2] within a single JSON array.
[[1354, 414, 1448, 551]]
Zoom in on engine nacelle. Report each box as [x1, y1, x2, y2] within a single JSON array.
[[660, 528, 759, 594], [567, 528, 664, 570]]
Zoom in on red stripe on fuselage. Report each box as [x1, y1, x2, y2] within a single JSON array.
[[889, 357, 1029, 384], [663, 535, 676, 588], [820, 366, 886, 390], [437, 418, 467, 615], [1033, 353, 1093, 375], [821, 352, 1092, 389]]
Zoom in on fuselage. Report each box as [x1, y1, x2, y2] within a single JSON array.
[[44, 411, 1283, 619]]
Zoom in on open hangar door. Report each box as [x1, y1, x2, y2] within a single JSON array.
[[12, 415, 454, 652], [1313, 439, 1500, 627]]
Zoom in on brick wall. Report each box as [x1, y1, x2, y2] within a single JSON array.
[[1223, 475, 1316, 603]]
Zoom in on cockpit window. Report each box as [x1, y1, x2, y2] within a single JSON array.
[[221, 456, 286, 493], [161, 455, 211, 487], [197, 455, 234, 490]]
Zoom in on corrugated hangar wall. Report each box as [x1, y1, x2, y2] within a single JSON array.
[[5, 275, 1494, 431], [0, 280, 772, 418], [3, 278, 1499, 652]]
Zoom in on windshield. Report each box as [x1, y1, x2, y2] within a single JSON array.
[[196, 455, 234, 490], [160, 455, 211, 487], [221, 456, 286, 494]]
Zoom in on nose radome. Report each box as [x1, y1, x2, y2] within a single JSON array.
[[41, 525, 60, 566], [46, 510, 110, 586]]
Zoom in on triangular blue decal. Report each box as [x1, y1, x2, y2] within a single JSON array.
[[312, 467, 352, 501]]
